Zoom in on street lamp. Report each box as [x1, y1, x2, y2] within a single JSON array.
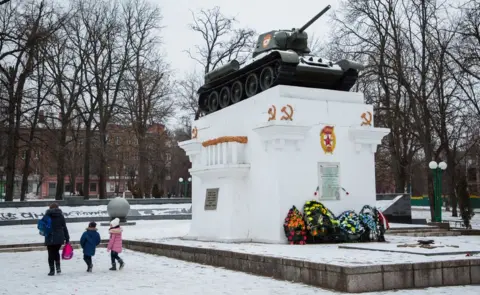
[[178, 177, 192, 198], [178, 178, 183, 197], [429, 161, 447, 222]]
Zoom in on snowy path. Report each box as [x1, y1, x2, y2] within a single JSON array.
[[1, 249, 479, 295]]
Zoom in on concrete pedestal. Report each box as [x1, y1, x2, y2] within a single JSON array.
[[179, 85, 389, 243]]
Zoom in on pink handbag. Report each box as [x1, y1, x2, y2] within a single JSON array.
[[62, 243, 74, 260]]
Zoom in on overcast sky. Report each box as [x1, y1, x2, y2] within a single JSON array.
[[156, 0, 341, 77]]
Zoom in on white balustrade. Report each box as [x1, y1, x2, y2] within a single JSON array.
[[202, 142, 247, 166]]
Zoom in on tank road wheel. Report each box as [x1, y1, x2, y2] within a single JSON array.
[[219, 86, 231, 108], [231, 80, 243, 103], [245, 73, 259, 97], [260, 66, 276, 91], [208, 91, 220, 112]]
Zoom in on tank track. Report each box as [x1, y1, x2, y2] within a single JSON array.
[[195, 53, 359, 119]]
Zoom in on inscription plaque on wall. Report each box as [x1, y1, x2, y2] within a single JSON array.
[[317, 162, 341, 200], [204, 188, 219, 210]]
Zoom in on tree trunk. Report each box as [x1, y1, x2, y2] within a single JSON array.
[[476, 152, 480, 194], [4, 98, 16, 202], [98, 125, 107, 199], [20, 151, 32, 201], [138, 135, 148, 199], [394, 167, 407, 193], [83, 124, 92, 200], [55, 127, 67, 201], [70, 173, 76, 195]]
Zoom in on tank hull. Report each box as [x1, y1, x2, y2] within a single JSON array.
[[196, 50, 363, 119]]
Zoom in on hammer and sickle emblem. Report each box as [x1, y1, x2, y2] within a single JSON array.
[[361, 111, 372, 126], [268, 105, 276, 121], [280, 104, 294, 121], [191, 127, 198, 139]]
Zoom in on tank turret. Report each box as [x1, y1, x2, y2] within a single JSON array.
[[195, 5, 365, 120], [253, 5, 331, 58]]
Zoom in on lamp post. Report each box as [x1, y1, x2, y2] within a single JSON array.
[[429, 161, 447, 222], [0, 166, 4, 201], [178, 177, 192, 198], [178, 178, 183, 197]]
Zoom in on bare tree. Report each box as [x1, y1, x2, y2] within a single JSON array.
[[176, 71, 202, 118], [81, 0, 130, 199], [0, 0, 66, 201], [122, 0, 173, 198], [331, 0, 420, 193], [19, 48, 54, 201], [178, 7, 255, 119]]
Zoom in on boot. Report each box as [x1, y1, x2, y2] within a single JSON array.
[[48, 264, 55, 276], [87, 264, 93, 272], [109, 263, 116, 271], [55, 261, 61, 274], [119, 259, 125, 270]]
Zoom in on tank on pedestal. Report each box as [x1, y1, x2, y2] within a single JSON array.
[[101, 197, 136, 226], [195, 5, 365, 119]]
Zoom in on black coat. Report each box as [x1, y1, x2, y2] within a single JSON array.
[[44, 208, 70, 246]]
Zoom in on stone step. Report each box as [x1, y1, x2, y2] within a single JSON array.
[[387, 228, 448, 233], [386, 231, 461, 237]]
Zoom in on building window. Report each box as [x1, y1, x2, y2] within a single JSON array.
[[89, 182, 97, 192]]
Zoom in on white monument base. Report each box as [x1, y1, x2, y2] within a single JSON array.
[[179, 85, 389, 244]]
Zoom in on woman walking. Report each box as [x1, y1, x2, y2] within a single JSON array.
[[42, 203, 70, 276]]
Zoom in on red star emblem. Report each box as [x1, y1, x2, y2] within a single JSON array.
[[324, 135, 331, 145]]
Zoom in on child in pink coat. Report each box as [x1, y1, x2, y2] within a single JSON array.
[[107, 218, 125, 270]]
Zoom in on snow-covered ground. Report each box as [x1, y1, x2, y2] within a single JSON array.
[[0, 204, 192, 220], [1, 249, 479, 295]]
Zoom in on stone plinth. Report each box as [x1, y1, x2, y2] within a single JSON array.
[[179, 85, 390, 243]]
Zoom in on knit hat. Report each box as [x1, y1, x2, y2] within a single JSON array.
[[88, 221, 97, 228], [110, 218, 120, 227]]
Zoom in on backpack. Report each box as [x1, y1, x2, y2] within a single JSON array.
[[37, 215, 52, 236]]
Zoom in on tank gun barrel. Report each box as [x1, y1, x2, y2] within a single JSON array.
[[298, 5, 331, 33]]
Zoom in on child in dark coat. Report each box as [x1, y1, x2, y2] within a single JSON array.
[[80, 221, 101, 272]]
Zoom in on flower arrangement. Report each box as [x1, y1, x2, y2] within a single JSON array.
[[359, 205, 388, 242], [337, 210, 365, 239], [283, 206, 307, 244], [201, 136, 248, 147], [282, 200, 389, 245], [303, 200, 339, 237]]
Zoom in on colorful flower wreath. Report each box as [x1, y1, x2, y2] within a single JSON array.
[[303, 200, 339, 237], [337, 210, 365, 239], [358, 205, 389, 242], [283, 206, 307, 244]]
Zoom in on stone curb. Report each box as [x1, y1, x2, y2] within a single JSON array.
[[121, 240, 480, 293], [0, 214, 192, 226], [337, 245, 480, 256]]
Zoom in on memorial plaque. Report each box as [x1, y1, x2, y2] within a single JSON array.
[[204, 188, 219, 210], [318, 162, 341, 200]]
